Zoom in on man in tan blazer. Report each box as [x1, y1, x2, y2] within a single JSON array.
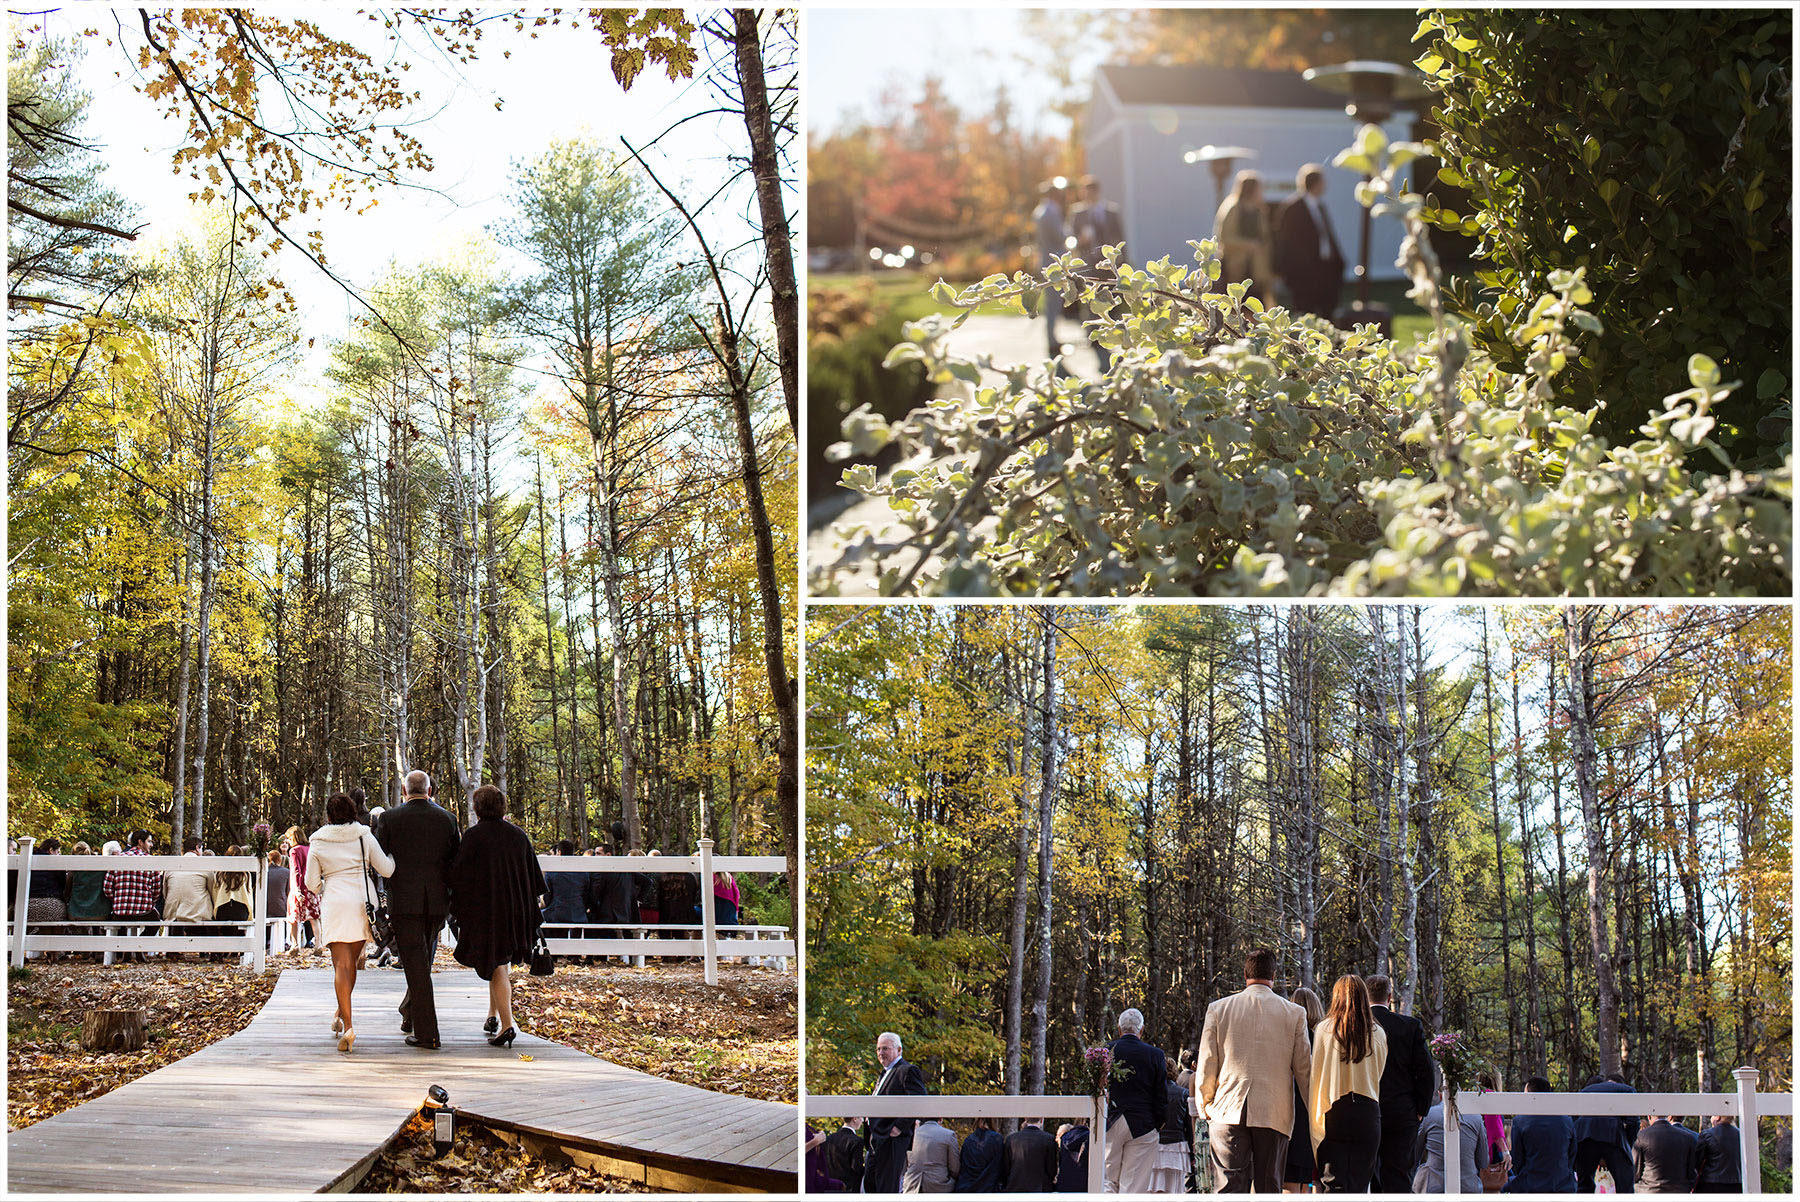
[[1197, 948, 1311, 1192]]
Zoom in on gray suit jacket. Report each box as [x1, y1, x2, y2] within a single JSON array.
[[902, 1121, 960, 1192]]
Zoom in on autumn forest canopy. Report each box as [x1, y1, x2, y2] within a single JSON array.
[[806, 604, 1791, 1114], [8, 11, 800, 874]]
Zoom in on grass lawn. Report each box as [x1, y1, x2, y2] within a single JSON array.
[[812, 270, 1434, 345]]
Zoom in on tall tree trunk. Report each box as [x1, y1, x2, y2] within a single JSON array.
[[1028, 607, 1061, 1096], [730, 9, 798, 433], [1563, 606, 1623, 1078], [1481, 610, 1517, 1077]]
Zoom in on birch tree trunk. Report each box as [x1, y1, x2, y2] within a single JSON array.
[[1563, 606, 1623, 1078]]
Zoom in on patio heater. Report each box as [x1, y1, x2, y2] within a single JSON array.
[[1183, 144, 1258, 219], [1300, 61, 1430, 333]]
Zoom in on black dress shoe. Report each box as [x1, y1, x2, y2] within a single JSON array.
[[483, 1017, 499, 1036], [400, 1019, 412, 1034], [405, 1034, 440, 1049]]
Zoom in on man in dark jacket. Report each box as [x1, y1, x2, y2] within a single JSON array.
[[1633, 1115, 1699, 1193], [1054, 1121, 1090, 1193], [1694, 1115, 1743, 1192], [585, 847, 637, 961], [1575, 1074, 1639, 1192], [1106, 1006, 1169, 1192], [1366, 974, 1436, 1193], [374, 770, 460, 1048], [1505, 1076, 1578, 1192], [864, 1030, 928, 1193], [1000, 1118, 1058, 1192], [540, 839, 587, 941], [824, 1122, 866, 1192], [1273, 163, 1346, 320], [955, 1118, 1004, 1192]]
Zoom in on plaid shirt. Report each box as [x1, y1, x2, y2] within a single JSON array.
[[104, 847, 162, 916]]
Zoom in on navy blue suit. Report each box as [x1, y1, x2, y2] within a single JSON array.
[[1574, 1081, 1639, 1193], [1507, 1112, 1579, 1192]]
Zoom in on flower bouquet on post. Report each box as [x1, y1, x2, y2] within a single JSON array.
[[1428, 1029, 1491, 1155], [1083, 1044, 1113, 1100], [249, 822, 273, 859]]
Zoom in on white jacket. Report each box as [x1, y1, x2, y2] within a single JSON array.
[[305, 822, 396, 946]]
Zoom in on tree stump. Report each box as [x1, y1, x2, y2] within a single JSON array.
[[79, 1009, 147, 1052]]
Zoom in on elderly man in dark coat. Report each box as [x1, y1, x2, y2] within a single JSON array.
[[448, 784, 546, 1047]]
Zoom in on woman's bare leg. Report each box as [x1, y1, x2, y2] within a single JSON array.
[[331, 941, 364, 1029], [490, 963, 514, 1030]]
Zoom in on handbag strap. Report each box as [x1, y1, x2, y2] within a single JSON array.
[[360, 835, 378, 907]]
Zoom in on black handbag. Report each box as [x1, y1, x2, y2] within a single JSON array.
[[361, 835, 393, 948], [529, 930, 554, 977]]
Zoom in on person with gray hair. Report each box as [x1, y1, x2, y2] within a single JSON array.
[[373, 768, 460, 1048], [1105, 1006, 1168, 1192], [865, 1030, 928, 1192]]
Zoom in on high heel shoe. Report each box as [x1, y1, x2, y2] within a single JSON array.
[[487, 1026, 516, 1048], [332, 1016, 346, 1036], [483, 1016, 499, 1036], [338, 1027, 355, 1054]]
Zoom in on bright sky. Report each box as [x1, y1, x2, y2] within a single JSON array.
[[808, 7, 1101, 138], [40, 9, 774, 407]]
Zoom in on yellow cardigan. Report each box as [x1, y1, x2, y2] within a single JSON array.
[[1308, 1016, 1388, 1148]]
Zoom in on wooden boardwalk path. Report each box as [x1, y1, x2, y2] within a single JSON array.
[[8, 967, 796, 1193]]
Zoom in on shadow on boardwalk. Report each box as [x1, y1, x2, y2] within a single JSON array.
[[7, 967, 796, 1193]]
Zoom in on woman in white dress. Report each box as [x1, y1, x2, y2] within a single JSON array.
[[305, 792, 395, 1053]]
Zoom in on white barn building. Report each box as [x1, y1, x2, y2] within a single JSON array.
[[1085, 64, 1420, 281]]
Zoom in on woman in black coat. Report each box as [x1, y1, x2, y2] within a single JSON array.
[[448, 785, 546, 1048]]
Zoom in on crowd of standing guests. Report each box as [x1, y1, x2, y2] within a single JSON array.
[[810, 948, 1749, 1195]]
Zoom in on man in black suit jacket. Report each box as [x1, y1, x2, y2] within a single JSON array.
[[1693, 1115, 1742, 1192], [1506, 1076, 1578, 1192], [1366, 974, 1436, 1193], [1273, 163, 1346, 320], [1001, 1118, 1059, 1191], [1105, 1007, 1168, 1192], [1634, 1115, 1699, 1193], [1575, 1075, 1639, 1192], [374, 770, 460, 1048], [863, 1030, 927, 1193], [823, 1122, 866, 1193]]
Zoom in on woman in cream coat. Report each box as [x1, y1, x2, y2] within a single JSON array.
[[1214, 170, 1274, 304], [306, 792, 395, 1053], [1308, 975, 1388, 1192]]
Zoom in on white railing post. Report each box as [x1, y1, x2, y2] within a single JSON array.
[[1088, 1097, 1107, 1194], [11, 838, 35, 967], [1443, 1092, 1461, 1198], [1733, 1066, 1761, 1194], [698, 838, 717, 986], [251, 861, 268, 974]]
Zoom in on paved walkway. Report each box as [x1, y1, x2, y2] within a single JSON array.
[[808, 313, 1103, 595], [7, 968, 796, 1193]]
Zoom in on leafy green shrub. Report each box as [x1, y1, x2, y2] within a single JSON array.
[[812, 128, 1791, 597], [807, 280, 933, 495], [1417, 9, 1792, 465]]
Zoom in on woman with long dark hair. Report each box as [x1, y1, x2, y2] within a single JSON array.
[[449, 784, 547, 1047], [1286, 985, 1326, 1192], [1307, 975, 1388, 1192]]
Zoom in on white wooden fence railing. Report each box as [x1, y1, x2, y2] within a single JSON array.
[[806, 1095, 1107, 1193], [536, 840, 794, 983], [1447, 1071, 1792, 1195], [8, 836, 791, 986], [8, 840, 268, 972]]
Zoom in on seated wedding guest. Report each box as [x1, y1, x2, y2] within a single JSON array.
[[163, 836, 216, 953], [825, 1121, 866, 1193], [1693, 1115, 1743, 1193], [1505, 1077, 1577, 1192], [540, 840, 588, 941], [954, 1116, 1003, 1192], [68, 842, 112, 946], [902, 1117, 960, 1193], [1055, 1118, 1089, 1193], [26, 837, 69, 931], [806, 1127, 845, 1192], [1002, 1118, 1058, 1192], [264, 849, 291, 954], [1414, 1090, 1491, 1193], [1633, 1115, 1699, 1194]]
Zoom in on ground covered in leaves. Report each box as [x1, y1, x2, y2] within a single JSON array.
[[361, 1111, 641, 1193], [513, 959, 797, 1103], [6, 960, 276, 1131]]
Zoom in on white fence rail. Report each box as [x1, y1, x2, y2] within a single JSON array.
[[806, 1094, 1107, 1193], [1448, 1071, 1790, 1195], [9, 836, 791, 985], [8, 840, 267, 971]]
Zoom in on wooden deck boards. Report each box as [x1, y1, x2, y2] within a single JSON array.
[[7, 967, 796, 1193]]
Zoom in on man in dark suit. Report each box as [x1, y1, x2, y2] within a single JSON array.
[[824, 1121, 865, 1190], [1693, 1115, 1743, 1192], [1506, 1076, 1578, 1192], [1001, 1117, 1059, 1191], [1633, 1115, 1699, 1193], [863, 1030, 927, 1193], [1105, 1006, 1168, 1192], [1575, 1074, 1639, 1192], [1068, 175, 1127, 373], [374, 769, 460, 1048], [1366, 974, 1436, 1193], [1273, 163, 1346, 320]]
